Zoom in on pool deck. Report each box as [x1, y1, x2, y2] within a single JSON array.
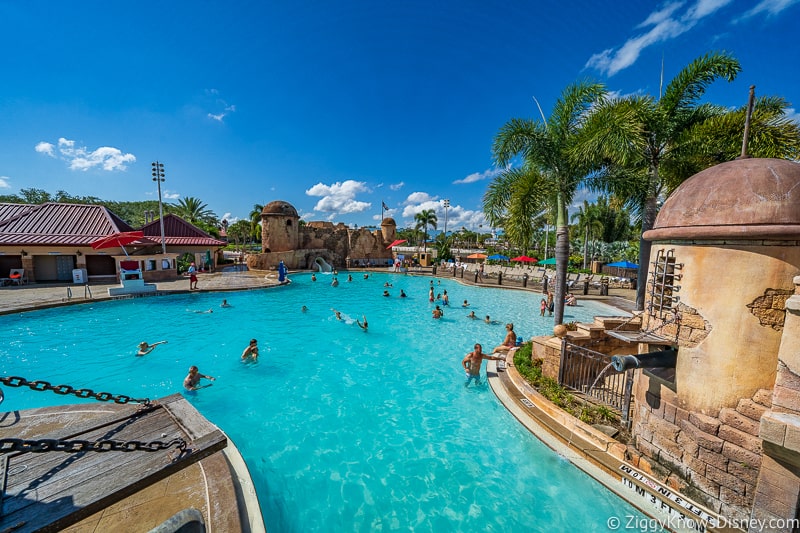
[[1, 268, 641, 532]]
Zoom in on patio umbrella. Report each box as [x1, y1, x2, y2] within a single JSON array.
[[91, 231, 151, 257], [386, 239, 407, 249], [466, 253, 487, 259], [606, 260, 638, 269], [511, 255, 537, 263], [487, 254, 509, 261], [537, 257, 556, 265]]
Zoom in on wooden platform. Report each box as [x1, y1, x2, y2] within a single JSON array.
[[0, 394, 228, 533]]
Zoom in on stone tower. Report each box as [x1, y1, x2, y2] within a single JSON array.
[[380, 217, 397, 245], [261, 201, 299, 253]]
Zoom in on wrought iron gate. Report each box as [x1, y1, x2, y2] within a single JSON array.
[[558, 340, 634, 425]]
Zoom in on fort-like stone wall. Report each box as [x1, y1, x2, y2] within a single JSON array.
[[630, 372, 768, 521]]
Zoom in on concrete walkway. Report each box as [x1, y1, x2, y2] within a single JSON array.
[[0, 270, 282, 315]]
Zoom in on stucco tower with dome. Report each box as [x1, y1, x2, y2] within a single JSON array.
[[246, 199, 396, 271], [627, 158, 800, 526]]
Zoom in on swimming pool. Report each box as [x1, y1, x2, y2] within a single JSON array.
[[1, 272, 648, 531]]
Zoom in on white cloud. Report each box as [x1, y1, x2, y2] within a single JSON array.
[[786, 107, 800, 124], [0, 176, 10, 189], [205, 89, 236, 123], [163, 190, 181, 200], [586, 0, 733, 76], [453, 168, 503, 185], [739, 0, 799, 19], [221, 213, 239, 224], [305, 179, 371, 214], [398, 193, 487, 232], [35, 142, 55, 157], [389, 181, 404, 191], [35, 137, 136, 171]]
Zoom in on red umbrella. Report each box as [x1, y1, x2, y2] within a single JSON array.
[[386, 239, 407, 249], [91, 231, 153, 256], [511, 255, 538, 263]]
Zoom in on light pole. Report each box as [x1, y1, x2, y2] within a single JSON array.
[[442, 199, 449, 244], [151, 162, 167, 254]]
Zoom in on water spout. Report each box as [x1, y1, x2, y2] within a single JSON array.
[[587, 362, 614, 396], [611, 349, 677, 372]]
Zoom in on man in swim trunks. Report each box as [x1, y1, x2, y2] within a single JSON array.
[[462, 343, 504, 387], [492, 323, 517, 353], [183, 365, 215, 390], [241, 339, 259, 361], [432, 305, 443, 319]]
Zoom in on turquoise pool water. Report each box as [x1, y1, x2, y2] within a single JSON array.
[[1, 272, 647, 532]]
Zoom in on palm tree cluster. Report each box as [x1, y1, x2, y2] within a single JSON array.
[[486, 51, 800, 322]]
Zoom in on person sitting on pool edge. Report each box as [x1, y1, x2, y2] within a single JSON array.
[[462, 343, 504, 387], [492, 323, 517, 353], [183, 365, 215, 390], [241, 339, 259, 361], [137, 340, 167, 356]]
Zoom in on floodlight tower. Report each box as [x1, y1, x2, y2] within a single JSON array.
[[151, 161, 167, 254]]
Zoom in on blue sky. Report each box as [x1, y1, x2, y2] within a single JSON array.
[[1, 0, 798, 231]]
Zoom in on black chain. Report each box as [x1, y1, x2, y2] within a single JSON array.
[[0, 437, 187, 454], [0, 376, 150, 406]]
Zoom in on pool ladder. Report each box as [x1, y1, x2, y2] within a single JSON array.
[[64, 284, 94, 302]]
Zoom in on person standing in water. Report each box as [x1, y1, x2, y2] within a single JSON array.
[[241, 339, 259, 361], [183, 365, 215, 390], [462, 343, 504, 387]]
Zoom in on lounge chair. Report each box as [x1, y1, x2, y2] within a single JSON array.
[[9, 269, 27, 286]]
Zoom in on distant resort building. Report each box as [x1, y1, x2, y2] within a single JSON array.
[[0, 202, 225, 284]]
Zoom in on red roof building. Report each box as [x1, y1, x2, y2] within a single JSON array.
[[0, 203, 225, 284]]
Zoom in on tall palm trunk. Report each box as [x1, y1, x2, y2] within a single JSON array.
[[553, 196, 569, 324], [582, 225, 589, 269]]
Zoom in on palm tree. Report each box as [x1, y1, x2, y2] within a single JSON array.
[[249, 204, 264, 243], [489, 80, 606, 324], [578, 51, 743, 310], [172, 197, 218, 226], [570, 200, 603, 269], [414, 209, 438, 251], [483, 167, 550, 251]]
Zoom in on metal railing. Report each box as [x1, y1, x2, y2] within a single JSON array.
[[65, 284, 94, 301], [558, 340, 634, 426]]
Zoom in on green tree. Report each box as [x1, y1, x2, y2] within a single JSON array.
[[570, 200, 603, 269], [483, 167, 550, 252], [578, 51, 742, 310], [414, 209, 438, 251], [172, 197, 218, 226], [489, 80, 606, 324], [249, 204, 264, 243]]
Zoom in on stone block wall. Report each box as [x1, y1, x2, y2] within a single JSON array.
[[632, 375, 770, 522]]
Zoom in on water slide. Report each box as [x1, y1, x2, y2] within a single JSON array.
[[315, 257, 333, 273]]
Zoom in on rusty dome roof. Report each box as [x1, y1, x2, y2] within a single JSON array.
[[380, 217, 397, 226], [644, 158, 800, 241], [261, 201, 298, 217]]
